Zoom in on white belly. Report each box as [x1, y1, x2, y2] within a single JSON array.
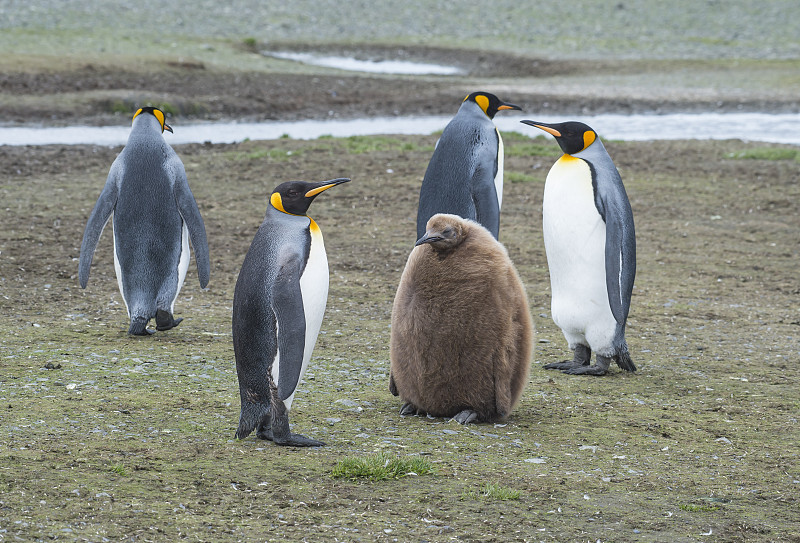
[[111, 216, 127, 316], [273, 225, 329, 410], [494, 128, 504, 209], [543, 156, 616, 352], [170, 222, 191, 313]]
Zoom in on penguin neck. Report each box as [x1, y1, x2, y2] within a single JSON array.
[[268, 197, 318, 231]]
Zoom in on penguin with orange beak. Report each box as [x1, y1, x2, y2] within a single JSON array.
[[521, 120, 636, 376], [416, 92, 521, 240], [233, 178, 350, 446]]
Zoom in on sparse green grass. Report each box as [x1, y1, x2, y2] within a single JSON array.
[[463, 483, 522, 501], [109, 463, 128, 476], [507, 171, 538, 183], [680, 503, 721, 513], [334, 135, 434, 154], [505, 142, 562, 158], [331, 453, 435, 481], [727, 148, 799, 161]]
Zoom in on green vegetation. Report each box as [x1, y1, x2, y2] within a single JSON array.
[[506, 171, 538, 184], [332, 453, 435, 481], [727, 147, 799, 161], [463, 483, 522, 501]]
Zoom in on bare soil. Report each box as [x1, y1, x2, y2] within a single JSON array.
[[2, 120, 799, 541]]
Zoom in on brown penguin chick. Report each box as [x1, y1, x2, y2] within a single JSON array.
[[389, 213, 534, 424]]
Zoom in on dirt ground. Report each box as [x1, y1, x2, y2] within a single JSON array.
[[1, 36, 800, 542], [2, 115, 799, 542]]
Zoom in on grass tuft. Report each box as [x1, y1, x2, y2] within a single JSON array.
[[679, 503, 721, 512], [331, 453, 434, 481], [109, 463, 128, 476], [463, 482, 522, 501]]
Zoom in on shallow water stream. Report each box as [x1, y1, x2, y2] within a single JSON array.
[[1, 113, 798, 146]]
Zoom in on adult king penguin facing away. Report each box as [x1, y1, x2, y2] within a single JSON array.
[[233, 178, 349, 447], [79, 107, 210, 335], [416, 92, 521, 240], [390, 213, 534, 423], [521, 120, 636, 376]]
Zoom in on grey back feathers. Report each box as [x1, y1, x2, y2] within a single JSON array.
[[574, 138, 636, 331], [78, 109, 209, 334], [416, 99, 503, 240]]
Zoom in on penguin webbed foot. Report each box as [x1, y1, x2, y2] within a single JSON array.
[[265, 400, 325, 447], [128, 318, 154, 336], [562, 354, 612, 376], [399, 402, 424, 416], [544, 344, 592, 370], [155, 309, 183, 331], [544, 360, 582, 370], [452, 409, 479, 424]]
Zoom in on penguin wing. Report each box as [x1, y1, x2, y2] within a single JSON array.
[[595, 168, 636, 325], [171, 161, 211, 288], [470, 133, 501, 238], [271, 249, 308, 402], [78, 165, 120, 288]]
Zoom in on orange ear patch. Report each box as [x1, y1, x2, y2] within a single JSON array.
[[474, 94, 490, 114], [270, 192, 285, 212], [583, 130, 596, 149]]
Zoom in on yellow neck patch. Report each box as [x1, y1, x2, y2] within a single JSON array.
[[131, 108, 166, 132]]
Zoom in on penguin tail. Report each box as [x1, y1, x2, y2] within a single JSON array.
[[614, 342, 637, 373], [235, 400, 270, 440]]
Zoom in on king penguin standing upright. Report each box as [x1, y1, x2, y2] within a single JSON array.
[[416, 92, 521, 240], [79, 107, 210, 335], [521, 120, 637, 376], [233, 177, 349, 447]]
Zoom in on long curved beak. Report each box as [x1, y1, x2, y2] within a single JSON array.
[[305, 177, 350, 197], [163, 123, 173, 133], [520, 120, 560, 137], [498, 102, 522, 112]]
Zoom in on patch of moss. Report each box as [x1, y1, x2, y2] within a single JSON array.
[[331, 453, 434, 481]]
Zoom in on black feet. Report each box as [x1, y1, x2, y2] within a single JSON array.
[[128, 317, 154, 336], [452, 409, 479, 424], [544, 344, 591, 371], [561, 354, 612, 376], [155, 309, 183, 331], [399, 402, 422, 416]]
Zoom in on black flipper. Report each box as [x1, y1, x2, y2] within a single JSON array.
[[172, 163, 210, 288], [272, 253, 307, 402], [78, 171, 119, 288]]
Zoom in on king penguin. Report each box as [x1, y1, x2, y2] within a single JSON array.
[[416, 92, 521, 240], [79, 107, 210, 335], [520, 120, 637, 376], [233, 177, 350, 447]]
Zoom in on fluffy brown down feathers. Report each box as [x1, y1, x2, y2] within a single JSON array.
[[390, 214, 534, 422]]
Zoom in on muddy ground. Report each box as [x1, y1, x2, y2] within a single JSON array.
[[1, 109, 799, 543]]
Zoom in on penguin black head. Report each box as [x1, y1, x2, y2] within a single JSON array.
[[464, 92, 521, 119], [415, 213, 469, 254], [132, 106, 173, 133], [270, 178, 350, 216], [520, 120, 597, 155]]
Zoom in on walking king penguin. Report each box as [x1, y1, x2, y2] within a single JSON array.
[[520, 120, 637, 376], [416, 92, 521, 240], [390, 214, 534, 423], [233, 177, 350, 447], [78, 107, 210, 336]]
